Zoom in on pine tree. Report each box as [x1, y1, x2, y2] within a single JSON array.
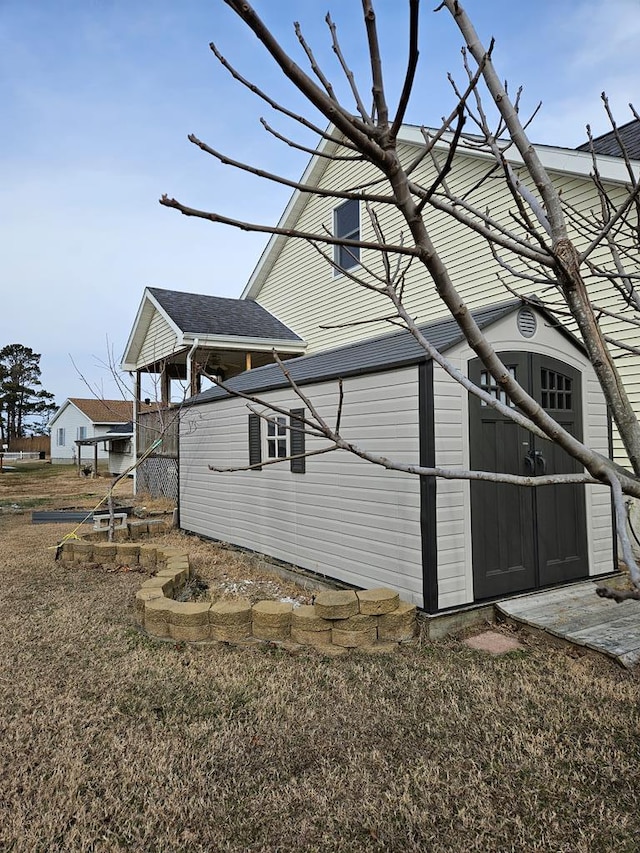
[[0, 344, 56, 444]]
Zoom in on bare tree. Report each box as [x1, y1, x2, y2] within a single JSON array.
[[160, 0, 640, 599]]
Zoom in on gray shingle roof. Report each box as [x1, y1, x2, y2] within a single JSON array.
[[576, 119, 640, 160], [185, 300, 525, 407], [148, 287, 302, 341]]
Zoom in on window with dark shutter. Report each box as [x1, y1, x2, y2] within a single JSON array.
[[248, 413, 262, 470], [290, 408, 306, 474], [266, 416, 287, 458], [334, 199, 360, 270]]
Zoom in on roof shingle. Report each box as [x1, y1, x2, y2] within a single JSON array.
[[148, 288, 302, 341], [185, 300, 529, 406], [68, 399, 152, 423], [576, 119, 640, 160]]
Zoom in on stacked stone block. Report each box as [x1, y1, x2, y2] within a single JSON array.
[[63, 538, 418, 651], [210, 599, 252, 642], [85, 516, 168, 543], [135, 577, 417, 650]]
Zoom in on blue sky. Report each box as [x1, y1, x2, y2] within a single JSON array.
[[1, 0, 638, 406]]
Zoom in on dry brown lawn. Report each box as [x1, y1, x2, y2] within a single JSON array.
[[1, 464, 639, 852]]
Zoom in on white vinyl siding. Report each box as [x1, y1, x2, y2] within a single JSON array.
[[50, 407, 99, 463], [253, 141, 639, 467], [180, 368, 424, 606], [50, 408, 116, 465], [108, 440, 134, 476], [138, 309, 179, 367]]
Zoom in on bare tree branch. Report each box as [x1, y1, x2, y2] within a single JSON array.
[[187, 133, 395, 204], [326, 12, 372, 124], [209, 41, 360, 150], [259, 117, 363, 161], [294, 20, 338, 103], [159, 195, 421, 257], [162, 0, 640, 594], [389, 0, 420, 141], [362, 0, 389, 126]]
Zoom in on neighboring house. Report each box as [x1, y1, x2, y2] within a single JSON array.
[[121, 121, 639, 609], [179, 301, 613, 611], [49, 399, 140, 466]]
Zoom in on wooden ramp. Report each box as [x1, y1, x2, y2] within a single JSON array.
[[496, 581, 640, 669]]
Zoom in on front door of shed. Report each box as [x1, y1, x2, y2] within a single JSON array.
[[469, 352, 588, 599]]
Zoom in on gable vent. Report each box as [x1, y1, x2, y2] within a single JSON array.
[[517, 307, 537, 338]]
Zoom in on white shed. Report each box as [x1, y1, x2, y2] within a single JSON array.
[[179, 301, 615, 613]]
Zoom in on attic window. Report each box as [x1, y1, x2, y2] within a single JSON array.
[[334, 199, 360, 271]]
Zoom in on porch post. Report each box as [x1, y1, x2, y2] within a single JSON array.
[[161, 366, 171, 406], [133, 371, 141, 494]]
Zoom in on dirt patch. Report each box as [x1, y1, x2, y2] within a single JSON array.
[[0, 462, 135, 509], [186, 541, 313, 605]]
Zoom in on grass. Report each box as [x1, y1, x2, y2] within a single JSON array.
[[0, 463, 135, 514], [1, 467, 639, 851]]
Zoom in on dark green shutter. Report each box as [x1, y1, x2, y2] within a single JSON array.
[[248, 414, 262, 470], [290, 408, 305, 473]]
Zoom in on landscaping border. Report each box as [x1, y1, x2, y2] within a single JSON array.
[[59, 540, 417, 653]]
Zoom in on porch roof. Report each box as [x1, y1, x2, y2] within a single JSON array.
[[75, 423, 133, 446], [121, 287, 306, 371]]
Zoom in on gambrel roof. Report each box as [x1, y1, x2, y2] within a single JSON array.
[[121, 287, 305, 372], [185, 299, 579, 406]]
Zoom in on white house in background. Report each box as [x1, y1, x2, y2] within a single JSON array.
[[48, 399, 139, 466]]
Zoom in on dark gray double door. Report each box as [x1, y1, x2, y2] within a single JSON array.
[[469, 352, 588, 600]]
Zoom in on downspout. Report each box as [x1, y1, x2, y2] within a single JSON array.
[[131, 372, 138, 495], [186, 338, 200, 399]]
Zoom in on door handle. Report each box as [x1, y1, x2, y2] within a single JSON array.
[[535, 451, 546, 474], [524, 450, 535, 474], [524, 449, 546, 475]]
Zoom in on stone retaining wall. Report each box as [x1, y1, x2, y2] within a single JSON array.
[[85, 517, 169, 541], [60, 540, 417, 653]]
